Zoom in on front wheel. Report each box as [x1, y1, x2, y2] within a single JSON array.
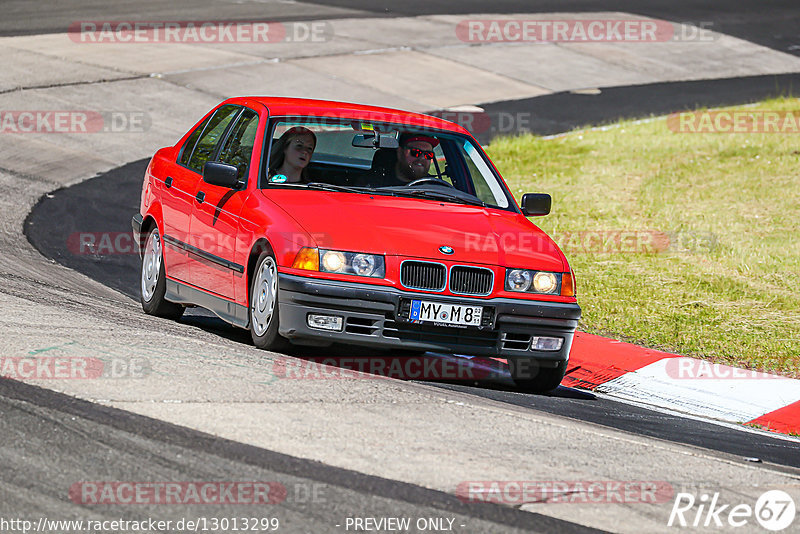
[[511, 359, 567, 394], [140, 226, 184, 319], [249, 252, 290, 352]]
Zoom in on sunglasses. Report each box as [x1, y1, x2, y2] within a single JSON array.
[[405, 147, 435, 160]]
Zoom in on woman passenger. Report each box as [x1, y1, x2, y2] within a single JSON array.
[[267, 126, 317, 184]]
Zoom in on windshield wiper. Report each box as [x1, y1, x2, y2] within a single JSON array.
[[305, 182, 398, 197], [391, 188, 486, 207], [305, 182, 365, 194]]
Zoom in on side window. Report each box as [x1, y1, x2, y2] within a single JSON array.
[[178, 116, 210, 166], [459, 140, 509, 208], [217, 109, 259, 182], [186, 105, 240, 173]]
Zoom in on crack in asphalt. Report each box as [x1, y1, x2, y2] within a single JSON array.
[[0, 75, 150, 95]]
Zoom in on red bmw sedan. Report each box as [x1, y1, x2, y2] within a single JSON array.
[[132, 97, 580, 392]]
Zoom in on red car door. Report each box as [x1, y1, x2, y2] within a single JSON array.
[[159, 160, 201, 283], [187, 107, 260, 300], [162, 104, 239, 286]]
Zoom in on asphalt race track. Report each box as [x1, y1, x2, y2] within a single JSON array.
[[0, 378, 598, 534], [25, 143, 800, 471], [6, 1, 800, 533], [2, 0, 798, 59]]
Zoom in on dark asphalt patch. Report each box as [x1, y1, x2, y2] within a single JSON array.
[[474, 73, 800, 142], [25, 159, 147, 300]]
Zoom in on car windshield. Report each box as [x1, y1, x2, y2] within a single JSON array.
[[264, 117, 512, 209]]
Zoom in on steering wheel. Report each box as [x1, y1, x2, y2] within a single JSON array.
[[406, 177, 455, 188]]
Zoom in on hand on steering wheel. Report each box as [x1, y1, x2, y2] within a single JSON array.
[[405, 177, 455, 188]]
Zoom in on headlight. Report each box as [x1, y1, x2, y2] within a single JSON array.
[[352, 253, 378, 276], [506, 269, 532, 291], [505, 269, 562, 294], [533, 271, 558, 294], [319, 249, 385, 278], [321, 250, 346, 272]]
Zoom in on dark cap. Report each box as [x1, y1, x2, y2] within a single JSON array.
[[399, 132, 439, 148]]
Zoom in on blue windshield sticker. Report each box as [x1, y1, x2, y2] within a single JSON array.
[[270, 174, 288, 183]]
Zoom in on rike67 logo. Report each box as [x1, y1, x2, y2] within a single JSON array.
[[668, 490, 796, 531]]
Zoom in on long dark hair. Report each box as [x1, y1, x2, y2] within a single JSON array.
[[268, 126, 317, 182]]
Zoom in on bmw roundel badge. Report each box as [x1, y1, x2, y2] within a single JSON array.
[[439, 245, 454, 255]]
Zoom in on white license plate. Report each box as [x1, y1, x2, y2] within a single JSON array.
[[409, 300, 483, 327]]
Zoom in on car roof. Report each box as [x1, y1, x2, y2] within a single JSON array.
[[224, 96, 472, 136]]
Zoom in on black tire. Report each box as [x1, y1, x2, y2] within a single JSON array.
[[140, 226, 184, 320], [510, 358, 567, 394], [249, 251, 290, 352]]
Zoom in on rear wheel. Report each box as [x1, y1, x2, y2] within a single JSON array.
[[140, 226, 184, 319], [249, 252, 290, 352], [511, 359, 567, 394]]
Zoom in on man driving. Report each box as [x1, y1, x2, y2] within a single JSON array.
[[367, 133, 440, 187], [393, 133, 439, 184]]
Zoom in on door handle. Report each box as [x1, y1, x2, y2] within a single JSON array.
[[196, 191, 205, 204], [165, 176, 173, 188]]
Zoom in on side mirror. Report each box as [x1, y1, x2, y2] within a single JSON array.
[[521, 193, 551, 216], [203, 161, 240, 188]]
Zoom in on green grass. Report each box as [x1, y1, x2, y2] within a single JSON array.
[[487, 98, 800, 376]]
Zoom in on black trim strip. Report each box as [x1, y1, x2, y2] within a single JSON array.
[[131, 213, 144, 258], [165, 279, 249, 328], [162, 234, 244, 273], [131, 213, 143, 234]]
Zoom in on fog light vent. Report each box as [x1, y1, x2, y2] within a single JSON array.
[[307, 314, 343, 331], [531, 336, 563, 352]]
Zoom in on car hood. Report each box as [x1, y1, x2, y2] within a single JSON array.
[[261, 190, 566, 271]]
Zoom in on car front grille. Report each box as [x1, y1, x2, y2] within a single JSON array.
[[449, 266, 493, 295], [345, 317, 380, 336], [500, 332, 532, 351], [400, 261, 446, 291]]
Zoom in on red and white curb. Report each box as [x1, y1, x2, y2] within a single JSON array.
[[564, 333, 800, 436]]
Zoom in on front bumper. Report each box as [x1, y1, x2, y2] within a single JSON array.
[[278, 273, 581, 362]]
